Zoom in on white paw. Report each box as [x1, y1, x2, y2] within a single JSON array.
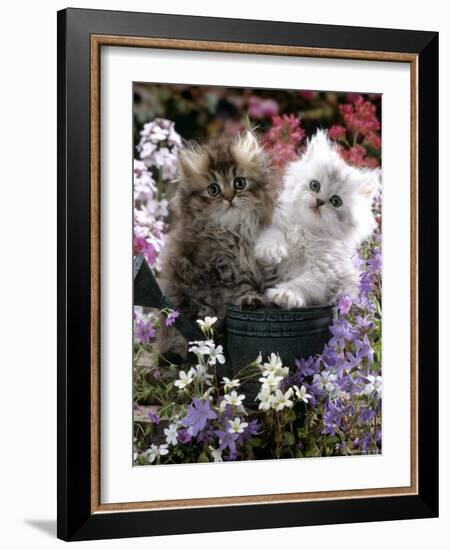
[[266, 287, 305, 309], [255, 241, 288, 265]]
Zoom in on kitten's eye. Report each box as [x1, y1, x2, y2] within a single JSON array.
[[309, 180, 321, 192], [207, 183, 221, 197], [233, 177, 247, 191], [330, 195, 343, 208]]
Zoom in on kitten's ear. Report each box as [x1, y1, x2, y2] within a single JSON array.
[[178, 142, 207, 179], [358, 168, 381, 199], [302, 129, 335, 161], [234, 129, 262, 160]]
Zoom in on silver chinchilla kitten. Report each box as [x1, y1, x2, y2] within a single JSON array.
[[255, 129, 380, 309]]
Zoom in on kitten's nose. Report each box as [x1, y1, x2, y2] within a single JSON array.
[[316, 198, 324, 207]]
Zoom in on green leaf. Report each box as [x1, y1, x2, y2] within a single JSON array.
[[197, 452, 210, 463], [284, 432, 295, 446]]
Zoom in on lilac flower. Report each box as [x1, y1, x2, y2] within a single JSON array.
[[356, 315, 374, 331], [136, 319, 156, 343], [304, 381, 323, 403], [321, 346, 345, 376], [335, 374, 353, 393], [215, 429, 239, 455], [237, 419, 262, 445], [329, 319, 356, 348], [165, 310, 180, 327], [338, 294, 353, 316], [322, 402, 342, 436], [359, 407, 376, 424], [224, 449, 240, 461], [375, 429, 382, 443], [355, 334, 374, 364], [367, 249, 382, 273], [177, 428, 192, 444], [344, 351, 360, 372], [147, 411, 160, 425], [356, 432, 375, 453], [181, 399, 218, 437], [196, 425, 216, 444], [359, 270, 374, 306], [294, 356, 320, 377]]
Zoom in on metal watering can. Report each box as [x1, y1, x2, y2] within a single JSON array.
[[134, 254, 336, 400]]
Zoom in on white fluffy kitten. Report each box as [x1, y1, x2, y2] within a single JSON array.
[[255, 130, 379, 309]]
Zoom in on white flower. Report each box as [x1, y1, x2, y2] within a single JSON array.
[[157, 199, 169, 218], [252, 352, 263, 367], [191, 363, 214, 386], [222, 377, 240, 391], [364, 375, 383, 395], [137, 119, 181, 181], [227, 417, 248, 434], [334, 388, 351, 400], [259, 373, 283, 392], [188, 340, 215, 356], [146, 444, 169, 463], [262, 353, 289, 378], [293, 385, 312, 403], [201, 387, 215, 400], [133, 160, 157, 201], [164, 424, 179, 446], [207, 344, 226, 366], [313, 371, 338, 392], [272, 388, 294, 411], [256, 386, 274, 411], [174, 369, 194, 389], [222, 390, 246, 409], [208, 445, 223, 463], [197, 316, 218, 332]]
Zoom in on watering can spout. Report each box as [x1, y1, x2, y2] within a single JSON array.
[[133, 254, 204, 342]]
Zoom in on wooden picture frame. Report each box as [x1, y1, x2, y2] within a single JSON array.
[[57, 7, 438, 541]]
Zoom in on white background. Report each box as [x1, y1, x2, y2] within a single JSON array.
[[102, 47, 411, 503], [0, 1, 447, 548]]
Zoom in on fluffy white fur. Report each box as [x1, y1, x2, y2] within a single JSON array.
[[255, 130, 380, 309]]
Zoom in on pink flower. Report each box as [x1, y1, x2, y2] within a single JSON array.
[[364, 132, 382, 150], [340, 96, 380, 137], [134, 237, 157, 265], [328, 125, 347, 140], [248, 96, 279, 119], [262, 114, 305, 168], [298, 90, 318, 101], [346, 93, 361, 104], [337, 144, 379, 168], [223, 119, 246, 137]]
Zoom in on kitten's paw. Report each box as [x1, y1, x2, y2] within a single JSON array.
[[237, 294, 266, 310], [255, 241, 288, 265], [266, 287, 305, 309]]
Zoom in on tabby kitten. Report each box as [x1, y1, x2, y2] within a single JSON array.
[[158, 130, 277, 355]]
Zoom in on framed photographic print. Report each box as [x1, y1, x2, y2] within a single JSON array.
[[57, 8, 439, 541]]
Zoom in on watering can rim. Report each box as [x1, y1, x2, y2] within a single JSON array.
[[225, 303, 337, 314]]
